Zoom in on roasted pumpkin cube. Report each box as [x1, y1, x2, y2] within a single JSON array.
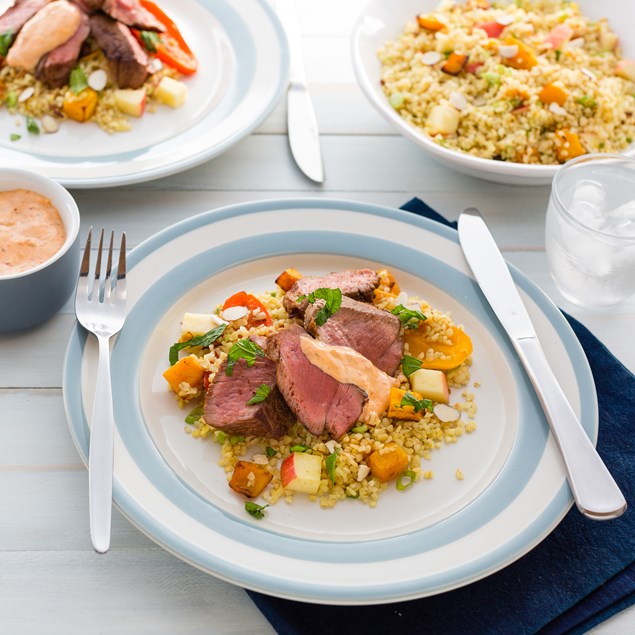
[[539, 82, 569, 106], [555, 129, 586, 163], [229, 460, 273, 498], [62, 88, 98, 122], [442, 52, 469, 75], [501, 37, 537, 70], [368, 443, 409, 483], [403, 324, 473, 370], [163, 355, 205, 392], [275, 267, 302, 291], [388, 387, 424, 421], [416, 14, 446, 32]]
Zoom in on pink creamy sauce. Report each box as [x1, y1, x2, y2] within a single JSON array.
[[0, 189, 66, 276]]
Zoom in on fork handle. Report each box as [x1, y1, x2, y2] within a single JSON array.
[[88, 334, 114, 554]]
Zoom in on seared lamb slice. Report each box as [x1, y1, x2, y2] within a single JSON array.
[[0, 0, 51, 35], [90, 12, 148, 88], [102, 0, 164, 32], [267, 325, 366, 438], [36, 9, 90, 87], [305, 296, 403, 375], [70, 0, 103, 13], [204, 356, 294, 439], [283, 269, 380, 317]]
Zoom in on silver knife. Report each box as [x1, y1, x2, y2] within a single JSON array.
[[277, 0, 325, 183], [458, 207, 626, 520]]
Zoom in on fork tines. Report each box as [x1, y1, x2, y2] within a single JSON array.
[[78, 228, 127, 304]]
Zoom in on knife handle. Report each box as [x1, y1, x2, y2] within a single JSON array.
[[514, 338, 626, 519]]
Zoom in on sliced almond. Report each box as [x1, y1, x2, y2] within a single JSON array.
[[88, 69, 108, 91], [495, 14, 515, 26], [498, 44, 519, 59], [581, 67, 596, 80], [251, 454, 269, 465], [221, 305, 249, 321], [549, 102, 567, 116], [357, 464, 371, 481], [41, 115, 59, 133], [148, 58, 164, 74], [433, 403, 461, 422], [567, 37, 584, 49], [449, 90, 468, 111], [325, 439, 338, 454], [18, 87, 35, 102], [421, 51, 443, 66]]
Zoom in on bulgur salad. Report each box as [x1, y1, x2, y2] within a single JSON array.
[[378, 0, 635, 164], [0, 0, 197, 138], [163, 267, 477, 519]]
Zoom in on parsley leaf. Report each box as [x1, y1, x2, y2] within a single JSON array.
[[25, 116, 39, 134], [5, 91, 17, 108], [169, 324, 226, 366], [184, 406, 204, 425], [289, 444, 309, 453], [265, 446, 276, 458], [325, 450, 338, 485], [225, 339, 265, 376], [0, 30, 14, 57], [401, 355, 423, 378], [140, 30, 160, 53], [246, 383, 271, 405], [9, 133, 20, 142], [391, 304, 427, 329], [245, 502, 269, 519], [69, 67, 88, 94], [400, 391, 433, 413], [306, 287, 342, 326]]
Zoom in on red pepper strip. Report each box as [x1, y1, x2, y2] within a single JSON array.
[[137, 0, 198, 75], [222, 291, 273, 327]]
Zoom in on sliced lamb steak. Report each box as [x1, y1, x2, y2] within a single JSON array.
[[283, 269, 380, 317], [0, 0, 51, 35], [267, 324, 366, 438], [36, 9, 90, 87], [204, 356, 294, 439], [304, 296, 403, 375], [70, 0, 103, 12], [90, 12, 148, 88], [102, 0, 164, 32]]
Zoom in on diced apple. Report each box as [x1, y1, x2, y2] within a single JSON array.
[[154, 76, 187, 108], [543, 24, 572, 50], [615, 60, 635, 82], [181, 312, 222, 337], [113, 88, 146, 117], [426, 103, 460, 135], [599, 31, 618, 52], [475, 21, 504, 39], [409, 368, 450, 404], [280, 452, 322, 494]]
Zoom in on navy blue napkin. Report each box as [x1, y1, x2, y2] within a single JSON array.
[[247, 198, 635, 635]]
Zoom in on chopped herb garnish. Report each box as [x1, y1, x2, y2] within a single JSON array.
[[325, 450, 338, 485], [576, 95, 597, 108], [400, 391, 433, 413], [303, 287, 342, 326], [396, 470, 416, 491], [265, 446, 276, 458], [216, 431, 227, 444], [246, 383, 271, 405], [401, 354, 423, 378], [169, 324, 226, 366], [225, 339, 265, 376], [555, 49, 562, 61], [184, 406, 204, 425], [391, 304, 427, 329], [290, 444, 309, 453], [9, 133, 20, 142], [25, 116, 39, 134], [245, 502, 269, 519], [6, 91, 17, 108], [350, 424, 368, 433], [69, 67, 88, 94], [229, 435, 245, 445], [0, 30, 14, 57], [139, 30, 160, 53]]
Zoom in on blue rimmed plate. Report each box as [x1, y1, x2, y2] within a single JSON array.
[[63, 199, 597, 603], [0, 0, 288, 188]]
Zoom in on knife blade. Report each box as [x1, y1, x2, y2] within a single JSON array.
[[277, 0, 324, 183], [458, 207, 626, 520]]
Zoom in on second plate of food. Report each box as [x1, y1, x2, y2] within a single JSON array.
[[0, 0, 288, 187], [63, 199, 597, 603], [352, 0, 635, 185]]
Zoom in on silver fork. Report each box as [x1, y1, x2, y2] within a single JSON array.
[[75, 228, 127, 554]]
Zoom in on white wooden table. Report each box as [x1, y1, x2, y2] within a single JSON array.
[[1, 1, 633, 632]]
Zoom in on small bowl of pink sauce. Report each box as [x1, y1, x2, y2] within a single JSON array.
[[0, 169, 80, 332]]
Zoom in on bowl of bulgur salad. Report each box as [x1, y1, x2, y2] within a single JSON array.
[[352, 0, 635, 185], [63, 199, 598, 602]]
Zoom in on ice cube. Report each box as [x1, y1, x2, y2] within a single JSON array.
[[602, 200, 635, 236], [568, 179, 606, 228]]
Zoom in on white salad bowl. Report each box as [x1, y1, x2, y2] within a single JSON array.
[[351, 0, 635, 186]]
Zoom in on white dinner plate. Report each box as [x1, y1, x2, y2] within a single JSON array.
[[0, 0, 288, 188], [351, 0, 635, 186], [63, 199, 597, 603]]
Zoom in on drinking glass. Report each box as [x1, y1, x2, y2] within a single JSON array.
[[545, 154, 635, 308]]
